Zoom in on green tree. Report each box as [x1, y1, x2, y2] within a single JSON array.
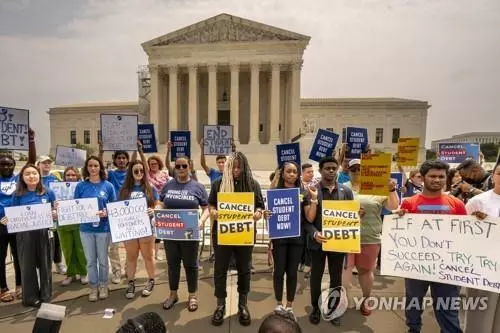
[[72, 143, 95, 157], [480, 143, 500, 162], [426, 149, 437, 160]]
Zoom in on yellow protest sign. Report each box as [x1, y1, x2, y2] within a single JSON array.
[[397, 138, 420, 166], [360, 153, 392, 196], [217, 192, 255, 246], [322, 200, 361, 253]]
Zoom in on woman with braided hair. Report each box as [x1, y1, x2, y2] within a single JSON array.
[[208, 151, 265, 327]]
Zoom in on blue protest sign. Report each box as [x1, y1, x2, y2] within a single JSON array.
[[266, 188, 301, 239], [170, 131, 191, 161], [346, 127, 368, 159], [309, 129, 339, 162], [438, 143, 480, 163], [137, 124, 157, 153], [0, 106, 29, 150], [155, 209, 199, 241], [276, 143, 301, 168], [390, 172, 404, 202]]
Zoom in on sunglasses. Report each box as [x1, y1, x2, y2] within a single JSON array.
[[350, 167, 361, 172], [133, 168, 144, 175], [175, 164, 189, 169]]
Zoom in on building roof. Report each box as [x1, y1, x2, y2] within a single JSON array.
[[300, 97, 430, 108], [451, 132, 500, 137], [50, 101, 138, 109]]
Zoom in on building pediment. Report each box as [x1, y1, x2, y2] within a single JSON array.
[[142, 13, 310, 48]]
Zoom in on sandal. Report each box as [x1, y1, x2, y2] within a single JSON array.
[[188, 296, 199, 312], [360, 299, 372, 316], [0, 289, 14, 302], [162, 296, 178, 310], [15, 287, 22, 300]]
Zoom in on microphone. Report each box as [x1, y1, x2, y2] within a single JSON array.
[[116, 312, 167, 333], [32, 303, 66, 333]]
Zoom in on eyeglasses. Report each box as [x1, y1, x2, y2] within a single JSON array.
[[133, 169, 144, 175], [175, 164, 189, 169]]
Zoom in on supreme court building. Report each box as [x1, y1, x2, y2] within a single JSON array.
[[49, 13, 430, 170]]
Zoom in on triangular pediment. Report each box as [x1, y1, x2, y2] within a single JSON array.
[[142, 13, 310, 48]]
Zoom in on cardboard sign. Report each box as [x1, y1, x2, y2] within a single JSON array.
[[170, 131, 191, 161], [57, 198, 100, 226], [309, 129, 339, 162], [137, 124, 157, 153], [266, 188, 301, 239], [345, 127, 368, 159], [381, 214, 500, 293], [154, 209, 199, 241], [438, 143, 480, 163], [276, 143, 301, 168], [5, 203, 53, 233], [360, 153, 392, 196], [217, 192, 255, 246], [322, 200, 361, 253], [55, 145, 86, 168], [203, 125, 233, 155], [49, 182, 79, 201], [100, 114, 138, 151], [0, 106, 30, 150], [107, 197, 152, 243], [397, 138, 420, 166]]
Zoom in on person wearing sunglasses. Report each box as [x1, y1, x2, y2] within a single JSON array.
[[119, 160, 161, 299], [160, 156, 209, 312]]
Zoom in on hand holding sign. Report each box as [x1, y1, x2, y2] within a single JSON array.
[[253, 210, 263, 222], [210, 209, 218, 220], [314, 232, 328, 243], [307, 186, 318, 200], [471, 211, 488, 220], [0, 216, 7, 225]]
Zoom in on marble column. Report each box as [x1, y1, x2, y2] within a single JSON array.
[[289, 61, 302, 142], [249, 63, 260, 144], [168, 65, 178, 131], [230, 63, 240, 144], [149, 65, 160, 131], [208, 64, 217, 125], [188, 65, 198, 142], [269, 63, 280, 143]]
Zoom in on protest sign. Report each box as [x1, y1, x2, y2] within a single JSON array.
[[438, 143, 480, 163], [154, 209, 199, 241], [266, 188, 301, 239], [100, 114, 138, 151], [309, 129, 339, 162], [397, 138, 420, 166], [0, 106, 29, 150], [321, 200, 361, 253], [137, 124, 157, 153], [276, 143, 301, 168], [5, 203, 53, 233], [107, 197, 152, 243], [381, 214, 500, 293], [203, 125, 232, 155], [55, 145, 86, 168], [390, 172, 404, 201], [56, 198, 100, 226], [49, 182, 79, 201], [217, 192, 255, 246], [360, 153, 392, 196], [170, 131, 191, 161], [345, 127, 368, 159]]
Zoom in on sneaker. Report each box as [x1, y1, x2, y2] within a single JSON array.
[[61, 276, 74, 286], [142, 279, 155, 297], [80, 276, 89, 285], [125, 281, 135, 299], [88, 288, 98, 302], [55, 263, 67, 275], [285, 307, 297, 321], [274, 304, 285, 312], [99, 286, 109, 300], [111, 272, 121, 284]]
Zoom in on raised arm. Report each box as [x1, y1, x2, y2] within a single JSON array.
[[27, 128, 36, 164], [199, 139, 210, 174]]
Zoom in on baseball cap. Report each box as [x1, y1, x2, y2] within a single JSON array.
[[38, 155, 53, 163], [348, 159, 361, 169]]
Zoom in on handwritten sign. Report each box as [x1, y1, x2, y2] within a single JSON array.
[[360, 153, 392, 196], [266, 188, 301, 239], [438, 143, 480, 163], [107, 197, 152, 243], [217, 192, 255, 246], [5, 203, 53, 233], [203, 125, 233, 155], [309, 129, 339, 162], [397, 138, 420, 166], [49, 182, 78, 201], [55, 145, 86, 168], [276, 143, 301, 168], [0, 106, 29, 150], [345, 127, 368, 159], [382, 214, 500, 293], [57, 198, 100, 226], [154, 209, 199, 241], [170, 131, 191, 161], [137, 124, 157, 153], [100, 114, 138, 151], [322, 200, 361, 253]]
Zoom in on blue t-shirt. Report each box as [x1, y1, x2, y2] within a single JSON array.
[[74, 180, 117, 233], [0, 174, 18, 219], [11, 189, 56, 207], [162, 179, 208, 210], [207, 168, 223, 184], [108, 169, 128, 194], [42, 174, 58, 189], [130, 184, 159, 202], [337, 171, 350, 184]]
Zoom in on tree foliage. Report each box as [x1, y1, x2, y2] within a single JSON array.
[[480, 143, 500, 162]]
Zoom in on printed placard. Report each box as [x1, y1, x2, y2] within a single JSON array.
[[0, 106, 30, 150], [170, 131, 191, 161], [137, 124, 157, 153], [276, 143, 301, 168], [381, 214, 500, 293], [100, 114, 138, 151], [397, 138, 420, 166], [217, 192, 255, 246], [107, 197, 152, 243], [438, 143, 480, 163], [57, 198, 100, 226], [49, 182, 79, 201], [266, 188, 301, 239], [309, 129, 339, 162], [154, 209, 199, 241], [5, 203, 53, 233], [360, 153, 392, 196], [203, 125, 233, 155], [55, 145, 87, 168], [322, 200, 361, 253], [345, 127, 368, 159]]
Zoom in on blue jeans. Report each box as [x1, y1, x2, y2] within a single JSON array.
[[80, 232, 110, 288], [405, 278, 462, 333]]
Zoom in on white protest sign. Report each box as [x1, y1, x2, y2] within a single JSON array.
[[203, 125, 233, 155], [5, 203, 53, 233], [49, 182, 79, 201], [0, 106, 29, 150], [107, 197, 152, 243], [100, 114, 138, 151], [57, 198, 100, 226], [382, 214, 500, 293], [55, 145, 86, 168]]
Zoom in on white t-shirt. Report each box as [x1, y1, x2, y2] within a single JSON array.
[[465, 190, 500, 217]]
